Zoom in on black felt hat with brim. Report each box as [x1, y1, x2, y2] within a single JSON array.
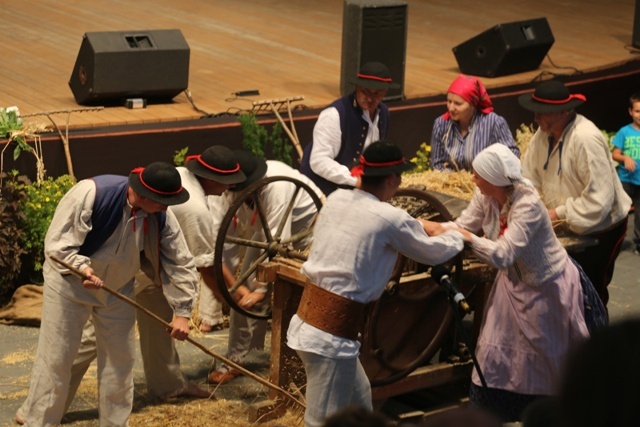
[[184, 145, 246, 184], [351, 140, 415, 177], [518, 80, 586, 114], [230, 150, 268, 192], [129, 161, 190, 206], [349, 61, 400, 91]]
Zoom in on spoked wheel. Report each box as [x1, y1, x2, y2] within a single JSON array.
[[361, 187, 469, 386], [214, 175, 323, 320]]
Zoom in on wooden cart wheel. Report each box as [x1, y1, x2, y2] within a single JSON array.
[[361, 187, 469, 387], [214, 175, 323, 320]]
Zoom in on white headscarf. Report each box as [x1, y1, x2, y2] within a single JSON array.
[[472, 143, 522, 187]]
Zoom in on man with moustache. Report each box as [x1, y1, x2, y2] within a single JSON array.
[[519, 80, 631, 309]]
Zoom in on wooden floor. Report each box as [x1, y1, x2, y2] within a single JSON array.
[[2, 0, 639, 131]]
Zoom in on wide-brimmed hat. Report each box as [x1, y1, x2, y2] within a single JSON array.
[[129, 162, 190, 206], [349, 62, 400, 91], [229, 150, 268, 192], [350, 140, 415, 177], [184, 145, 246, 184], [518, 80, 586, 113]]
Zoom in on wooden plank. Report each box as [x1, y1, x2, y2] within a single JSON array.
[[0, 0, 636, 130], [371, 362, 473, 402]]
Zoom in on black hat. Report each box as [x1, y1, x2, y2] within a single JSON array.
[[128, 162, 190, 206], [349, 62, 400, 90], [351, 140, 415, 177], [184, 145, 246, 184], [229, 150, 268, 192], [518, 80, 586, 113]]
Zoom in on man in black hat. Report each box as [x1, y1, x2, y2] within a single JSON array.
[[18, 146, 247, 426], [519, 80, 631, 308], [40, 146, 246, 419], [300, 61, 399, 195], [19, 162, 199, 426], [175, 144, 246, 332], [288, 141, 465, 426], [207, 149, 324, 384]]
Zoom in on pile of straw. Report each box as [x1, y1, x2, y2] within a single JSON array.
[[402, 169, 476, 201]]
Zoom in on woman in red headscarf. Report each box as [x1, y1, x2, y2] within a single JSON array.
[[429, 74, 520, 171]]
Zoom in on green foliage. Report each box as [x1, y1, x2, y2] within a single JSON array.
[[173, 146, 189, 166], [20, 175, 77, 271], [0, 171, 29, 302], [270, 120, 293, 166], [601, 129, 616, 152], [0, 107, 32, 161], [238, 113, 292, 166], [408, 142, 432, 174]]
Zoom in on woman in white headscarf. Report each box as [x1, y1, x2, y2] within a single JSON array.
[[438, 143, 600, 422]]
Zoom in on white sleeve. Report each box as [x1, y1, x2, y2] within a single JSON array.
[[158, 210, 199, 318], [310, 107, 358, 187]]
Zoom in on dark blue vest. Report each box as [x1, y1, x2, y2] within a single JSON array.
[[78, 175, 166, 256], [300, 93, 389, 195]]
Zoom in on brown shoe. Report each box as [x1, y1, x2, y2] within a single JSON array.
[[166, 383, 214, 399], [208, 368, 242, 384]]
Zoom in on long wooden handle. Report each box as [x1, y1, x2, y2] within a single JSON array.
[[48, 254, 305, 409]]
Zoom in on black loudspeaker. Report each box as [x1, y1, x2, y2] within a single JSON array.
[[633, 0, 640, 48], [340, 0, 407, 101], [69, 29, 190, 105], [452, 18, 554, 78]]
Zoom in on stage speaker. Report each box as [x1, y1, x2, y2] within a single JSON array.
[[452, 18, 554, 78], [633, 0, 640, 48], [69, 29, 190, 105], [340, 0, 407, 101]]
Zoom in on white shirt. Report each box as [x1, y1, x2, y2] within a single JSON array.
[[310, 107, 380, 188], [169, 167, 221, 269], [44, 179, 197, 317], [522, 114, 631, 234], [287, 188, 464, 358]]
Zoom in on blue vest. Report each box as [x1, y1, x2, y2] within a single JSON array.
[[300, 93, 390, 195], [78, 175, 166, 256]]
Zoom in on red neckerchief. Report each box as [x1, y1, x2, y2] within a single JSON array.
[[130, 208, 148, 234], [499, 215, 507, 236]]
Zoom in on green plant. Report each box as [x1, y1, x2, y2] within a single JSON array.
[[238, 113, 292, 166], [20, 174, 77, 271], [0, 107, 32, 161], [409, 142, 432, 173], [601, 129, 616, 152], [0, 171, 29, 302], [173, 146, 189, 166]]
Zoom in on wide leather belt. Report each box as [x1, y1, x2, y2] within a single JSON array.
[[296, 281, 366, 340]]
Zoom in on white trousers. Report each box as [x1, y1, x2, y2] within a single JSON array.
[[296, 350, 372, 427], [196, 278, 224, 326], [62, 280, 188, 404], [22, 284, 135, 427]]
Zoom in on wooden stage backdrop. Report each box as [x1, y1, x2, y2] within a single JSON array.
[[1, 0, 640, 179]]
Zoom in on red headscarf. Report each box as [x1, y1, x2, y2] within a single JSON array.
[[442, 74, 494, 120]]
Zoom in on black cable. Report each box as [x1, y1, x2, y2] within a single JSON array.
[[183, 89, 212, 116], [448, 291, 496, 413], [545, 54, 583, 75], [529, 54, 585, 82]]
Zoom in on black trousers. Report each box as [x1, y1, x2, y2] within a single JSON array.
[[569, 216, 628, 307]]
